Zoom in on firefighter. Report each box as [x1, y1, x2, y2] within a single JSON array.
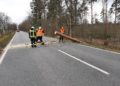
[[29, 26, 37, 47], [59, 26, 65, 42], [36, 26, 44, 44]]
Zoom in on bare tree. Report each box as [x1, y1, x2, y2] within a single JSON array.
[[87, 0, 98, 24], [110, 0, 120, 23], [78, 0, 88, 24], [0, 12, 10, 34]]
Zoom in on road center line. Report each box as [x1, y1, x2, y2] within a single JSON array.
[[58, 50, 110, 75], [0, 33, 16, 64]]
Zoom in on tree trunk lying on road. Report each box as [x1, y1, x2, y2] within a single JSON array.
[[54, 31, 81, 43]]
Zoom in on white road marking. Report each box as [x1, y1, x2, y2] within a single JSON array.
[[79, 44, 120, 55], [0, 33, 16, 64], [58, 50, 110, 75]]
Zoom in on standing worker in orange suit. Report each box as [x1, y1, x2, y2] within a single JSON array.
[[36, 26, 44, 44], [59, 26, 65, 42]]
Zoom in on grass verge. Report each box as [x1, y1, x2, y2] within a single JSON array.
[[0, 33, 15, 54], [81, 42, 120, 53]]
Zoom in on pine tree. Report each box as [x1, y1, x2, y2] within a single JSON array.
[[30, 0, 44, 27], [47, 0, 63, 29]]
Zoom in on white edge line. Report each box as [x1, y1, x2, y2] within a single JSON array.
[[0, 33, 16, 64], [79, 44, 120, 55], [58, 50, 110, 75]]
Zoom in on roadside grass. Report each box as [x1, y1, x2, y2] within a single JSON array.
[[0, 33, 14, 54], [81, 41, 120, 53]]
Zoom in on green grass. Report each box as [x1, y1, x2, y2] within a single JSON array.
[[0, 33, 14, 53]]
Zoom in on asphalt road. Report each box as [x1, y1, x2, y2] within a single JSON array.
[[0, 31, 120, 86]]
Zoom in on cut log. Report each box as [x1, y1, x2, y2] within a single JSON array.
[[54, 31, 81, 43]]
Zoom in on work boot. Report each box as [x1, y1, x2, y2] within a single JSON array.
[[41, 42, 45, 45], [34, 45, 37, 47], [31, 44, 34, 48], [33, 43, 37, 47]]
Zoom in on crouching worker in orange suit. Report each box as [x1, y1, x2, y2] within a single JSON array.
[[36, 26, 45, 45]]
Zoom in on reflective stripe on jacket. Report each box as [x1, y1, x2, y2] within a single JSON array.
[[29, 30, 36, 38]]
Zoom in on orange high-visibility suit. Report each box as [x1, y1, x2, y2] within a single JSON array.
[[36, 29, 44, 36], [36, 28, 44, 42], [59, 26, 65, 42], [60, 27, 65, 34]]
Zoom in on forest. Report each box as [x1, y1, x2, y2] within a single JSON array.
[[19, 0, 120, 48]]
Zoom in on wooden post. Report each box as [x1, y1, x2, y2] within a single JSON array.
[[54, 31, 81, 43]]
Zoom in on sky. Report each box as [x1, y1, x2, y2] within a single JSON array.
[[0, 0, 32, 24], [0, 0, 113, 24], [88, 0, 113, 22]]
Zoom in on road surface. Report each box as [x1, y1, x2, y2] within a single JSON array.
[[0, 31, 120, 86]]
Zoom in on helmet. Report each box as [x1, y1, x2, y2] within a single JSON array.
[[31, 26, 35, 29], [39, 26, 42, 29]]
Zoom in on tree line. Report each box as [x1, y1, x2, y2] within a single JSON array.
[[0, 12, 17, 35], [19, 0, 120, 39], [30, 0, 120, 24]]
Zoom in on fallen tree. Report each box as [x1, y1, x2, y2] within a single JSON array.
[[54, 31, 81, 43]]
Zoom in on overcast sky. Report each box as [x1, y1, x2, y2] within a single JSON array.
[[92, 0, 113, 21], [0, 0, 113, 24], [0, 0, 32, 24]]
